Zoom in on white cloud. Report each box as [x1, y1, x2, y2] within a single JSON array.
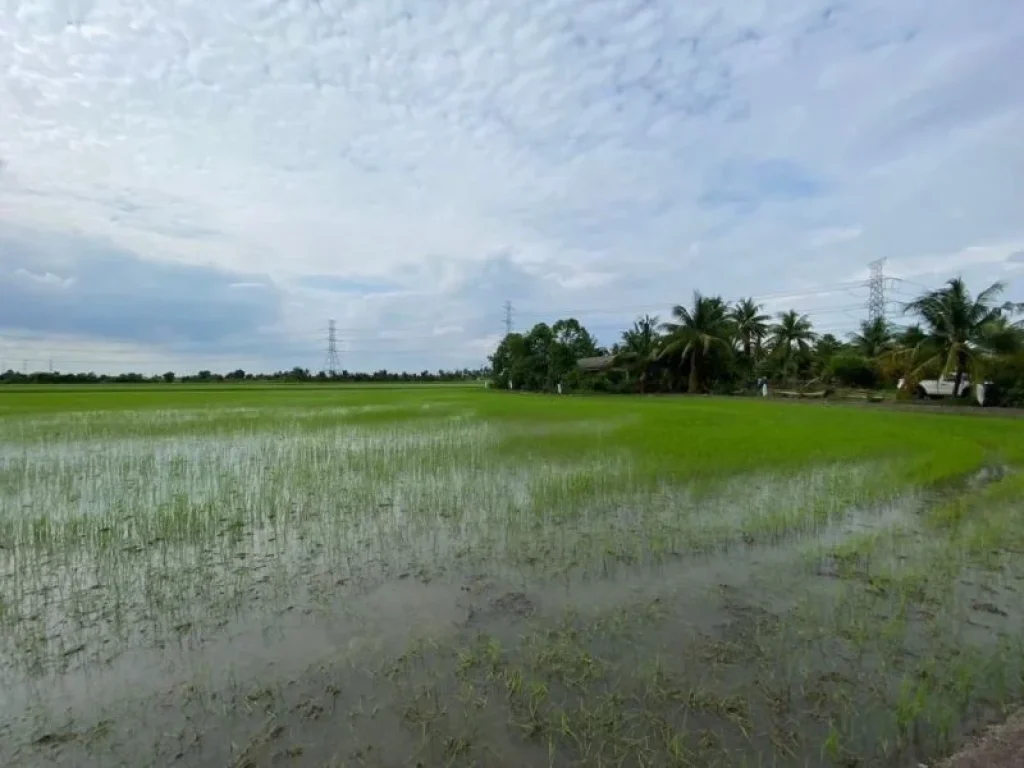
[[806, 226, 863, 249], [0, 0, 1022, 372], [549, 270, 618, 292], [887, 241, 1024, 281], [12, 267, 75, 289]]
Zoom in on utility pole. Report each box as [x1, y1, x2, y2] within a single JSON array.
[[868, 258, 887, 323], [323, 319, 341, 376], [503, 300, 514, 336]]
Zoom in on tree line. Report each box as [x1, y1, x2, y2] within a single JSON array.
[[0, 367, 488, 386], [489, 278, 1024, 406]]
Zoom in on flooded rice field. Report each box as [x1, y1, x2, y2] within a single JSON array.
[[1, 390, 1023, 767]]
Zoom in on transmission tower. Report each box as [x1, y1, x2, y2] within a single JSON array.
[[503, 300, 514, 336], [867, 258, 887, 323], [323, 319, 341, 375]]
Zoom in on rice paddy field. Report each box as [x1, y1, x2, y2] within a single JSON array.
[[1, 385, 1023, 767]]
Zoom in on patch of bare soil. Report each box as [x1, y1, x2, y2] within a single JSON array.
[[936, 709, 1024, 768]]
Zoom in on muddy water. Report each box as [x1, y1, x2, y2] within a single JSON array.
[[1, 414, 1022, 767], [4, 493, 1016, 767]]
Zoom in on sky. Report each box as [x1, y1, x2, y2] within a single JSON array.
[[1, 0, 1022, 375]]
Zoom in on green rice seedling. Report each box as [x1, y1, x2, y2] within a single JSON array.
[[2, 387, 1024, 766]]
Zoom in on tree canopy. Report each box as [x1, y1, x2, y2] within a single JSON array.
[[488, 279, 1024, 404]]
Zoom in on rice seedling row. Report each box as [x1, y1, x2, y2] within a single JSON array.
[[1, 386, 1022, 766]]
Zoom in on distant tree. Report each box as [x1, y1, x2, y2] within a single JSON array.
[[729, 298, 770, 362], [981, 314, 1024, 355], [551, 318, 599, 359], [810, 333, 845, 381], [768, 310, 816, 379], [162, 371, 176, 383], [850, 318, 893, 358], [986, 353, 1024, 407], [489, 332, 530, 389], [828, 353, 879, 389], [488, 319, 601, 392], [524, 323, 556, 390], [815, 333, 844, 361], [904, 278, 1009, 395], [659, 292, 732, 394], [550, 318, 598, 387], [898, 324, 927, 349], [878, 323, 931, 387], [614, 315, 660, 393]]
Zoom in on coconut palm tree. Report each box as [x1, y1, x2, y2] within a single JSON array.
[[903, 278, 1008, 395], [811, 333, 844, 380], [614, 315, 660, 393], [768, 310, 816, 379], [815, 333, 844, 361], [659, 292, 732, 393], [981, 314, 1024, 355], [729, 298, 770, 362], [876, 324, 925, 386], [897, 323, 928, 349], [850, 317, 893, 358]]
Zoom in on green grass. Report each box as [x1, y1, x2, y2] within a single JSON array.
[[1, 385, 1022, 766]]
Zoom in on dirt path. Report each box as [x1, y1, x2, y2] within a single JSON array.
[[938, 710, 1024, 767], [763, 397, 1024, 419], [630, 393, 1024, 418]]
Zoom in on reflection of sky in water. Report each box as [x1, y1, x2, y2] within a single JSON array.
[[4, 405, 1011, 768], [0, 420, 492, 520], [0, 404, 414, 443], [0, 403, 940, 747]]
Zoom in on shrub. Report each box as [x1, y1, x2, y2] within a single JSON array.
[[828, 353, 879, 389], [985, 353, 1024, 407]]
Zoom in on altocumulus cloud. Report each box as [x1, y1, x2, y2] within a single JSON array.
[[0, 0, 1022, 372]]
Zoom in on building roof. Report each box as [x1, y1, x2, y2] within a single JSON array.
[[577, 355, 616, 372]]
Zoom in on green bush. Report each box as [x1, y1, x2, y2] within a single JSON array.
[[828, 353, 879, 389], [985, 353, 1024, 407]]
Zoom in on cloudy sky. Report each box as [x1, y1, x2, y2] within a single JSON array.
[[1, 0, 1022, 375]]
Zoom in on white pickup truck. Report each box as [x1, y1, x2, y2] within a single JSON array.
[[897, 374, 976, 400]]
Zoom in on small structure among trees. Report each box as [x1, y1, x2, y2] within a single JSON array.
[[489, 318, 603, 392], [576, 356, 615, 373]]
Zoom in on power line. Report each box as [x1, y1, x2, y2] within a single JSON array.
[[0, 277, 891, 357], [890, 276, 940, 295], [0, 302, 892, 364], [0, 274, 956, 374], [1, 301, 917, 374], [511, 280, 872, 319]]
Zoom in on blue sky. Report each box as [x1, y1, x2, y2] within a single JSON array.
[[1, 0, 1022, 374]]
